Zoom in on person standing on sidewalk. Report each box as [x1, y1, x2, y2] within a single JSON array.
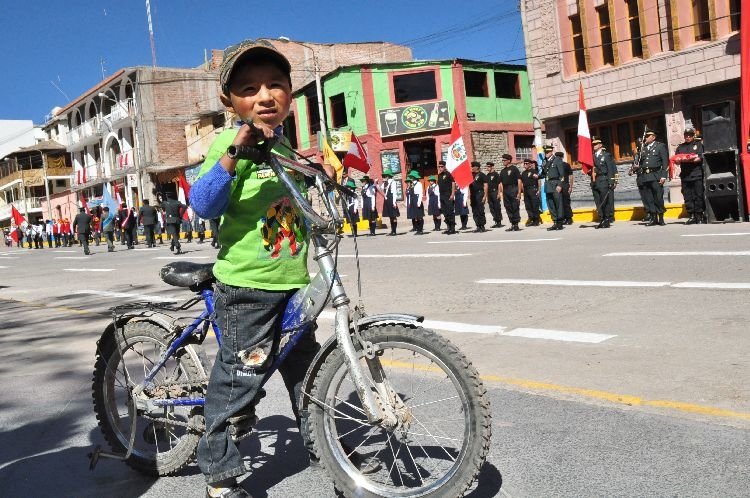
[[426, 175, 442, 231], [360, 175, 378, 236], [542, 145, 566, 231], [101, 206, 116, 252], [521, 158, 541, 226], [675, 128, 706, 225], [485, 161, 503, 228], [468, 161, 488, 233], [72, 207, 93, 255], [638, 129, 669, 226], [406, 170, 425, 235], [556, 152, 575, 225], [380, 170, 400, 236], [437, 161, 456, 234], [499, 154, 523, 231], [591, 136, 617, 229]]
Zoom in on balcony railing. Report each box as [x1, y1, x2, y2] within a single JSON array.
[[67, 117, 100, 145], [115, 149, 135, 171]]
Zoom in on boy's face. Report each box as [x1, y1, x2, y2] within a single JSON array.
[[222, 61, 291, 129]]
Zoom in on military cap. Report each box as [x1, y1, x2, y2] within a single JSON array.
[[644, 129, 656, 137], [591, 136, 602, 145], [684, 128, 696, 137], [543, 144, 554, 152], [470, 161, 481, 168], [501, 154, 512, 161]]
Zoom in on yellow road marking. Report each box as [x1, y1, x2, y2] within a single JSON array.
[[380, 359, 750, 423]]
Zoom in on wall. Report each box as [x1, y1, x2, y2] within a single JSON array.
[[0, 121, 38, 159]]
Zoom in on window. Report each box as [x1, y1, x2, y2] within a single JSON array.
[[514, 136, 535, 162], [565, 115, 665, 163], [211, 113, 226, 129], [597, 4, 615, 65], [730, 0, 740, 31], [464, 71, 488, 97], [330, 93, 348, 128], [626, 0, 644, 58], [305, 89, 320, 135], [693, 0, 711, 41], [494, 72, 521, 99], [571, 14, 587, 72], [393, 71, 437, 103], [282, 115, 298, 149]]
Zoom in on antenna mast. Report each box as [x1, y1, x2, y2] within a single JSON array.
[[145, 0, 157, 67]]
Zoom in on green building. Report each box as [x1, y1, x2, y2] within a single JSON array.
[[289, 59, 534, 199]]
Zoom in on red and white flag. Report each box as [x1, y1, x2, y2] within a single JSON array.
[[577, 84, 593, 175], [9, 205, 27, 243], [445, 115, 473, 189], [342, 133, 371, 173], [177, 171, 191, 221], [80, 193, 90, 214]]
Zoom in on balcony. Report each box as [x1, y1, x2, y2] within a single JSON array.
[[100, 99, 134, 133], [67, 117, 101, 150], [114, 149, 135, 172]]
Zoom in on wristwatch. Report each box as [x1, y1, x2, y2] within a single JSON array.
[[226, 145, 240, 160]]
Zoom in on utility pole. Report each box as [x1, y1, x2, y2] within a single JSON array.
[[145, 0, 157, 67]]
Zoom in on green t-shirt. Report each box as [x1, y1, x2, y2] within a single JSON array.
[[198, 128, 310, 291]]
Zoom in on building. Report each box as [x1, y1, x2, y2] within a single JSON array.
[[0, 120, 46, 159], [520, 0, 742, 214], [0, 140, 71, 226], [292, 59, 534, 205]]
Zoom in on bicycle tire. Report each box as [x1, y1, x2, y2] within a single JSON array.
[[307, 324, 492, 497], [92, 320, 207, 476]]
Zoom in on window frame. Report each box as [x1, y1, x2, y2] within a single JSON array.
[[493, 72, 521, 99], [464, 70, 489, 98], [329, 92, 348, 128], [597, 3, 615, 66], [392, 70, 438, 104]]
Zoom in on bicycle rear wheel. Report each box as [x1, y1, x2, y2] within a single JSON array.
[[92, 320, 207, 476], [308, 324, 492, 497]]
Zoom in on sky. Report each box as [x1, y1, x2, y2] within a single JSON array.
[[1, 0, 525, 124]]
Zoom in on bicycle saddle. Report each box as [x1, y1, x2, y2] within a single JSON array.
[[160, 261, 215, 288]]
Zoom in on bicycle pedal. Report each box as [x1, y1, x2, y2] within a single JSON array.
[[229, 414, 258, 443]]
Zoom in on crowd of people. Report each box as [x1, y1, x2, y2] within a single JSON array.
[[343, 127, 703, 236], [3, 192, 220, 255]]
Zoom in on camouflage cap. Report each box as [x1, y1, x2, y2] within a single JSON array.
[[220, 39, 291, 95]]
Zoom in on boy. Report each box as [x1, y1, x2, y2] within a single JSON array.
[[189, 39, 334, 498]]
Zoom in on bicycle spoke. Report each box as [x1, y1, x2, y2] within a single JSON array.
[[407, 394, 460, 410], [403, 440, 425, 487]]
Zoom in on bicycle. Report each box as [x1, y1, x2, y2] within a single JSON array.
[[90, 138, 492, 497]]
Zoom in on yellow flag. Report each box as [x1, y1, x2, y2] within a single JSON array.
[[323, 137, 344, 183]]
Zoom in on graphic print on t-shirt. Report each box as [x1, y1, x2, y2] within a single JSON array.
[[260, 197, 306, 259]]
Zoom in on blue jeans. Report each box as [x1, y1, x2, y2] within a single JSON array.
[[197, 282, 320, 483]]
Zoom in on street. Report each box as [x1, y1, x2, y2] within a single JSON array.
[[1, 219, 749, 497]]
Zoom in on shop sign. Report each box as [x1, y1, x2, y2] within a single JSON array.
[[378, 100, 451, 138], [127, 174, 138, 186], [329, 130, 352, 152]]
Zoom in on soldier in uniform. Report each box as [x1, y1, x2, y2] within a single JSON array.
[[468, 161, 488, 232], [675, 128, 706, 224], [138, 199, 158, 247], [521, 158, 541, 226], [542, 145, 566, 230], [437, 161, 457, 234], [591, 136, 618, 229], [485, 161, 503, 227], [637, 129, 669, 226], [557, 152, 574, 225], [499, 154, 523, 231], [162, 192, 187, 253], [380, 170, 401, 236]]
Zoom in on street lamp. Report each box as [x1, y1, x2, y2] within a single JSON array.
[[276, 37, 327, 139]]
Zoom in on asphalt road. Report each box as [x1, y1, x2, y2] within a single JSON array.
[[1, 218, 749, 497]]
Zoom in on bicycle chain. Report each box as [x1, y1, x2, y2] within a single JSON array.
[[135, 378, 209, 432]]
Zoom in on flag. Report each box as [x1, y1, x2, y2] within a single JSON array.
[[102, 182, 120, 213], [322, 137, 344, 182], [9, 205, 27, 243], [740, 0, 750, 214], [577, 84, 593, 175], [342, 133, 371, 173], [79, 193, 90, 214], [445, 115, 473, 189], [177, 171, 191, 221]]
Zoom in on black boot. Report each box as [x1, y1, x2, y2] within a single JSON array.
[[643, 213, 653, 224], [657, 213, 666, 226], [686, 213, 697, 225], [698, 212, 707, 224]]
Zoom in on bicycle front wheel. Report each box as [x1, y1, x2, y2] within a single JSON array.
[[308, 324, 492, 498]]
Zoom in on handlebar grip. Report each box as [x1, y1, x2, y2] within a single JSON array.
[[230, 144, 268, 163]]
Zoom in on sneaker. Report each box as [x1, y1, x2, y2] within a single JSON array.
[[205, 484, 252, 498]]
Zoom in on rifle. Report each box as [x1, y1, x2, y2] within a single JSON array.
[[628, 125, 648, 176]]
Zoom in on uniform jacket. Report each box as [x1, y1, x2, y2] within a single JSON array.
[[543, 155, 565, 193], [639, 141, 670, 182], [437, 171, 454, 198], [73, 212, 93, 235], [162, 199, 186, 224], [593, 149, 617, 185], [139, 204, 158, 225], [380, 179, 399, 207], [675, 141, 705, 181]]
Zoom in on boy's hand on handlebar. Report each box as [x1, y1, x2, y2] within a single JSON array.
[[233, 121, 275, 147]]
